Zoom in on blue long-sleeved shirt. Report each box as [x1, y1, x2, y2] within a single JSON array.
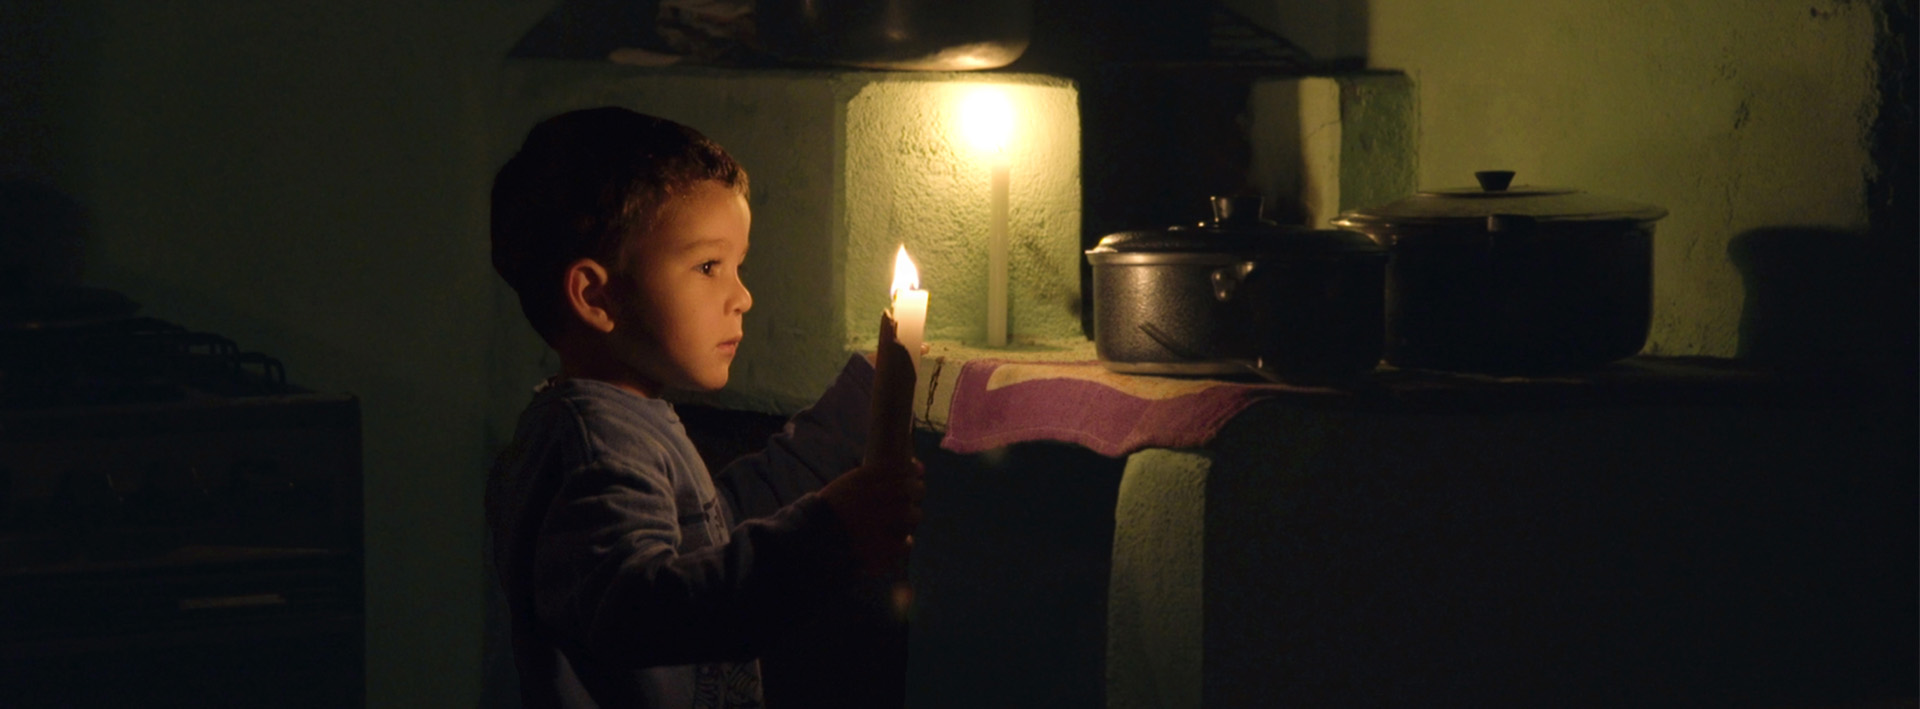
[[485, 355, 875, 708]]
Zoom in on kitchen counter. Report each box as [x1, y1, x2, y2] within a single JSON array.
[[896, 338, 1864, 440], [895, 342, 1916, 707], [1127, 395, 1911, 706]]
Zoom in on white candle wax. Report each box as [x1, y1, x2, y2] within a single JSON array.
[[892, 289, 927, 374], [987, 158, 1010, 347]]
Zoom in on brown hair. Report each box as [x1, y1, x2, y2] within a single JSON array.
[[490, 107, 748, 343]]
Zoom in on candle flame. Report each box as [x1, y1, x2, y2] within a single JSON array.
[[889, 245, 920, 298], [958, 86, 1014, 155]]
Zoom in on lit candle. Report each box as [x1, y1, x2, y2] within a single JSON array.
[[960, 87, 1014, 347], [889, 245, 928, 373], [866, 246, 927, 470]]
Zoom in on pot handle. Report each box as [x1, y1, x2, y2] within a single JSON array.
[[1211, 261, 1257, 302]]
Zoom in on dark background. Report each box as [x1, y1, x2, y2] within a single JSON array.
[[2, 0, 1913, 705]]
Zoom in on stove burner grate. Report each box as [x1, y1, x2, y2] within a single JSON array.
[[0, 317, 293, 410]]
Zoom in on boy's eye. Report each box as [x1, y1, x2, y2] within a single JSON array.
[[698, 260, 718, 275]]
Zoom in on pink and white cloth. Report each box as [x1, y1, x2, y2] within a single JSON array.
[[937, 359, 1339, 458]]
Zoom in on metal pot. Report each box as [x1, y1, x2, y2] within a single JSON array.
[[1086, 196, 1386, 383], [1331, 171, 1669, 373]]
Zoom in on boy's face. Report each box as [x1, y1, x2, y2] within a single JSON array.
[[606, 180, 753, 394]]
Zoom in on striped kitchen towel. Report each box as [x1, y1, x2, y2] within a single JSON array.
[[938, 359, 1340, 458]]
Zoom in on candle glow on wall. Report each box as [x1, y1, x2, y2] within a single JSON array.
[[957, 86, 1015, 347], [839, 77, 1078, 358]]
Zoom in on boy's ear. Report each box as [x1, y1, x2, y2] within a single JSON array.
[[562, 258, 618, 334]]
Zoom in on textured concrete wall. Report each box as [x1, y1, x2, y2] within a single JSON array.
[[1247, 73, 1418, 228], [844, 76, 1082, 346], [1366, 1, 1881, 358]]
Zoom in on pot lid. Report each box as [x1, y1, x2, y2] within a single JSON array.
[[1089, 195, 1383, 255], [1330, 170, 1669, 228]]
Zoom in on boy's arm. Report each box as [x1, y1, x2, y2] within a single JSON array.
[[713, 354, 875, 521], [534, 458, 858, 667]]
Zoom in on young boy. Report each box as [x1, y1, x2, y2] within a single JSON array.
[[486, 107, 924, 708]]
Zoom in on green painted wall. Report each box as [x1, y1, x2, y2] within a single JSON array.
[[1246, 73, 1419, 228], [1368, 0, 1880, 358], [2, 2, 546, 705], [1234, 0, 1884, 358]]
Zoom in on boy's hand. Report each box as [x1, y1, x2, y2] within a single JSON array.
[[820, 457, 926, 575]]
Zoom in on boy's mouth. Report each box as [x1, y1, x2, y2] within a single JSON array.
[[718, 336, 742, 355]]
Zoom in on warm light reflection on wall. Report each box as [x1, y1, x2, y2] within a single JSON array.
[[842, 77, 1082, 346]]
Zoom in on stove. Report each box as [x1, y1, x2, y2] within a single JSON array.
[[0, 313, 363, 706]]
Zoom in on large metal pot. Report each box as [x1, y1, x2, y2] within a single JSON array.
[[1086, 196, 1386, 383], [1331, 171, 1669, 373]]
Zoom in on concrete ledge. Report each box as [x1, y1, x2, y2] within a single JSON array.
[[1107, 448, 1209, 709]]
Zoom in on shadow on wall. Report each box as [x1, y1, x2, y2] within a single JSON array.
[[1729, 227, 1917, 395]]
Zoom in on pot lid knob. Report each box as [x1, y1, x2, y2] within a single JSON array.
[[1474, 170, 1516, 192]]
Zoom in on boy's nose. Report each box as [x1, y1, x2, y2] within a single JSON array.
[[731, 278, 752, 314]]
